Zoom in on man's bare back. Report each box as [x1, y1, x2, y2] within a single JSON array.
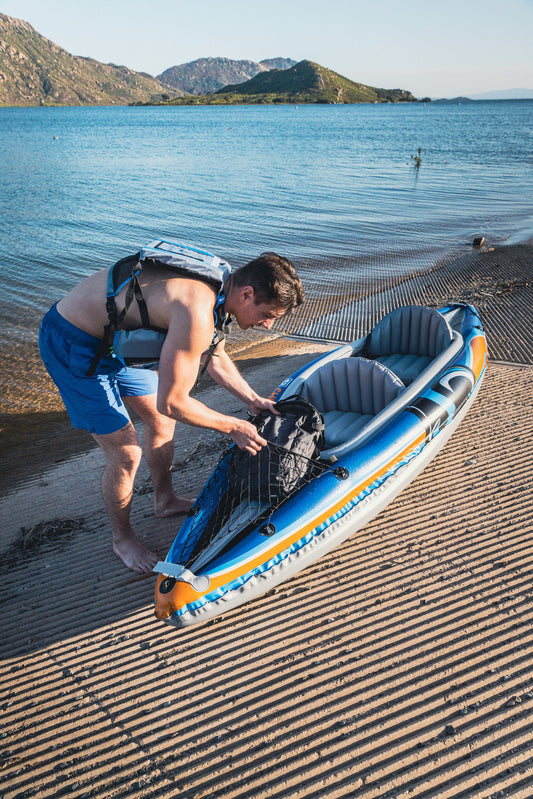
[[57, 263, 218, 343]]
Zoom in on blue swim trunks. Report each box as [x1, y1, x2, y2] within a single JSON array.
[[39, 303, 159, 435]]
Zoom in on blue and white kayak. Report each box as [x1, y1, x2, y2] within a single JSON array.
[[154, 304, 487, 628]]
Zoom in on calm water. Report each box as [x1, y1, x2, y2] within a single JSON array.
[[1, 100, 532, 336]]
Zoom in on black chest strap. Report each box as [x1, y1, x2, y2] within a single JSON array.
[[87, 259, 147, 376], [194, 295, 231, 387]]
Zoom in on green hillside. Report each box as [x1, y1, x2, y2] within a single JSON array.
[[166, 60, 417, 105], [0, 12, 170, 106]]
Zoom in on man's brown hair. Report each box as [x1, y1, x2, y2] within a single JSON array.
[[232, 252, 304, 313]]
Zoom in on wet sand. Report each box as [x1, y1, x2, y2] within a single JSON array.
[[0, 242, 532, 798]]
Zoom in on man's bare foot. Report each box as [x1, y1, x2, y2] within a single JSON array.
[[154, 494, 194, 518], [112, 532, 159, 574]]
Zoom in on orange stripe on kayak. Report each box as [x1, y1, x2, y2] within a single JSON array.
[[470, 334, 488, 379], [157, 430, 427, 613]]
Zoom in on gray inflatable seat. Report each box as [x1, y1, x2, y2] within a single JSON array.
[[365, 305, 453, 385], [301, 357, 404, 450]]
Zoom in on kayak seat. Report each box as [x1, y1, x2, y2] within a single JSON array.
[[364, 305, 453, 385], [301, 357, 405, 450]]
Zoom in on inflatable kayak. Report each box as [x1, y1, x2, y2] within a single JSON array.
[[154, 303, 487, 628]]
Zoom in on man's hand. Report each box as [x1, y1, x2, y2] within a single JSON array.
[[230, 418, 267, 454], [248, 396, 280, 416]]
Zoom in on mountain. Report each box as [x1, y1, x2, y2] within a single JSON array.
[[466, 88, 533, 100], [432, 97, 475, 103], [0, 12, 417, 108], [166, 60, 417, 105], [157, 57, 297, 95], [0, 13, 171, 106], [259, 58, 297, 72]]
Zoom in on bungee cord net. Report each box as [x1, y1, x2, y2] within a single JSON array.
[[168, 442, 332, 572]]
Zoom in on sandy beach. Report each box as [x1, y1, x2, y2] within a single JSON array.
[[0, 241, 532, 798]]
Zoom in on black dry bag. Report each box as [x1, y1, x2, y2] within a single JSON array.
[[229, 396, 325, 502]]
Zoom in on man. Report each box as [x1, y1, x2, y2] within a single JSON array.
[[39, 248, 304, 573]]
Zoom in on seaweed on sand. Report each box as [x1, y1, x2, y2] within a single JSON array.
[[1, 517, 85, 572]]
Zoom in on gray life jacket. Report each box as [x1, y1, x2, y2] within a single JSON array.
[[87, 240, 232, 376]]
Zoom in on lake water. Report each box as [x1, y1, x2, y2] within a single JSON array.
[[0, 100, 532, 421]]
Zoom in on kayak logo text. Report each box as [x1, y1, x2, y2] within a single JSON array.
[[406, 366, 475, 441]]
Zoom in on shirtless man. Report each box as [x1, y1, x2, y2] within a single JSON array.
[[39, 250, 304, 573]]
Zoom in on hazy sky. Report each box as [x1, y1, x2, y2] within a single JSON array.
[[2, 0, 532, 97]]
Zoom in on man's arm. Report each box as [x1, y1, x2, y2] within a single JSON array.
[[206, 338, 279, 415], [156, 298, 267, 453]]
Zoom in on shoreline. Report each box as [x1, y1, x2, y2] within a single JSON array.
[[1, 239, 532, 494]]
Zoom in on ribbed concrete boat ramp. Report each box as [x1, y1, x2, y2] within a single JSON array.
[[1, 243, 532, 798]]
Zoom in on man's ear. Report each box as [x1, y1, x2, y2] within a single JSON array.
[[240, 285, 255, 303]]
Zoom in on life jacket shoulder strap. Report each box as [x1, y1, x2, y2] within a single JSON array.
[[87, 254, 143, 376]]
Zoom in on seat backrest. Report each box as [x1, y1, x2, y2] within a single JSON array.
[[366, 306, 453, 358], [301, 357, 404, 417]]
